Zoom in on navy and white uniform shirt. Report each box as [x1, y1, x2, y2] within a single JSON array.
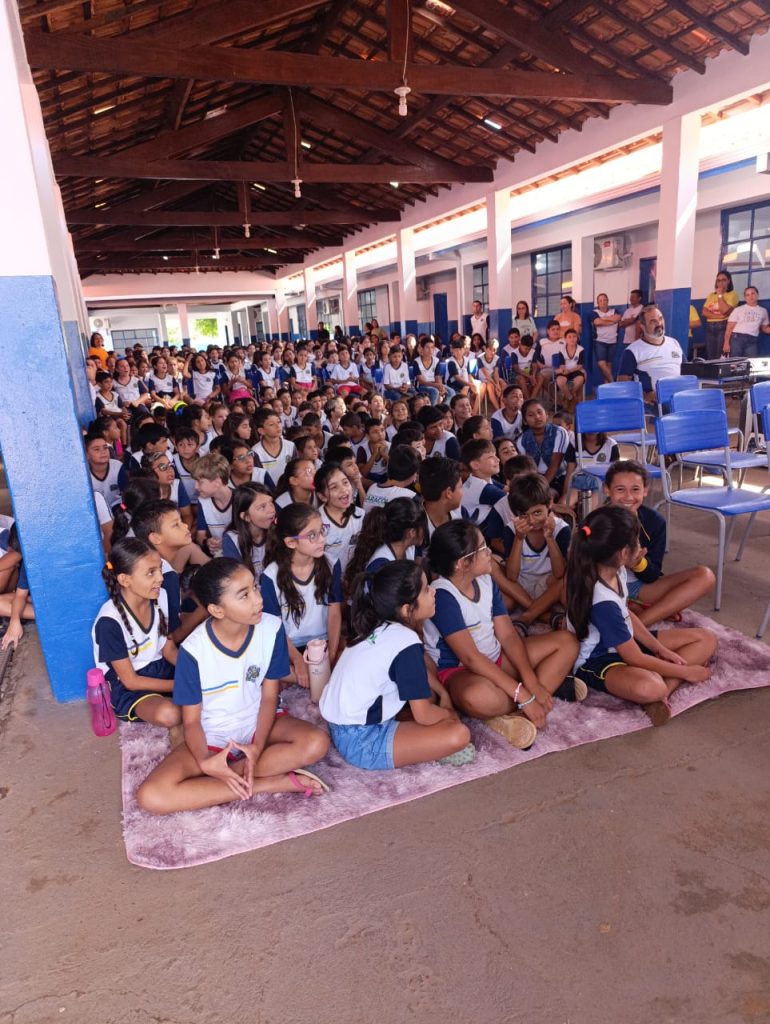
[[366, 543, 417, 574], [92, 589, 172, 685], [424, 574, 506, 670], [461, 475, 506, 532], [491, 409, 522, 441], [320, 622, 431, 726], [222, 529, 266, 580], [196, 489, 234, 540], [571, 568, 633, 671], [320, 505, 364, 572], [259, 559, 343, 648], [173, 616, 290, 747], [251, 439, 296, 482], [90, 459, 123, 508]]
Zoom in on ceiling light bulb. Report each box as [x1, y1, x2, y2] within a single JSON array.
[[243, 223, 251, 239], [292, 177, 303, 199], [213, 248, 220, 260], [390, 181, 400, 188], [394, 85, 411, 117]]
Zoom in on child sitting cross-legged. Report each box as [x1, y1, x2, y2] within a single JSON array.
[[424, 520, 579, 750], [460, 439, 507, 543], [320, 561, 473, 770], [137, 557, 330, 814], [504, 472, 572, 631], [604, 460, 715, 626], [567, 506, 716, 726]]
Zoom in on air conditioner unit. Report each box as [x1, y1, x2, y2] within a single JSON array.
[[594, 235, 632, 271], [416, 277, 430, 300], [89, 316, 112, 334]]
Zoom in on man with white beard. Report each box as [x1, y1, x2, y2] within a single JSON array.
[[618, 304, 683, 405]]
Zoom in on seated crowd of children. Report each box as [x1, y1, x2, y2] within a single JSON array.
[[0, 331, 718, 816]]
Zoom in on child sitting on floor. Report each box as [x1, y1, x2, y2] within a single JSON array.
[[460, 439, 506, 542], [137, 557, 330, 814], [567, 506, 716, 726], [424, 520, 579, 750], [320, 561, 472, 770], [604, 460, 715, 626]]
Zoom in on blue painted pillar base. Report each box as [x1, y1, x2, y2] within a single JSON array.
[[405, 319, 418, 337], [655, 287, 692, 356], [182, 336, 190, 346], [448, 319, 458, 338], [62, 320, 94, 427], [224, 324, 230, 343], [576, 301, 598, 395], [251, 333, 257, 344], [346, 324, 361, 337], [462, 314, 472, 336], [488, 307, 512, 343], [0, 277, 106, 701]]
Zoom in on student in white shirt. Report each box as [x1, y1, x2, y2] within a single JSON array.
[[315, 463, 364, 572], [221, 483, 275, 581], [252, 408, 296, 481], [362, 446, 420, 512], [382, 347, 414, 400], [183, 352, 221, 404], [190, 453, 234, 554], [320, 561, 471, 770], [85, 434, 124, 508], [592, 293, 622, 385], [345, 496, 426, 590], [136, 557, 330, 814], [469, 300, 488, 341]]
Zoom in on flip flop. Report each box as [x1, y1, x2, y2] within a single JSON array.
[[292, 768, 331, 794]]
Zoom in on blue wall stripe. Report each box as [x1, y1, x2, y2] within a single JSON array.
[[0, 276, 106, 701], [62, 320, 95, 428]]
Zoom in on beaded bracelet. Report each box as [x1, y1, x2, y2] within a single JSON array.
[[517, 694, 537, 709], [513, 682, 523, 704]]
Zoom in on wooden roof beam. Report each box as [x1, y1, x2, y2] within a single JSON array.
[[664, 0, 749, 55], [387, 0, 412, 64], [75, 231, 340, 252], [80, 256, 296, 272], [128, 0, 330, 47], [66, 208, 400, 227], [24, 32, 674, 103], [56, 154, 495, 184]]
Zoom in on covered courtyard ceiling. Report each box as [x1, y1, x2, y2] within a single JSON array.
[[19, 0, 770, 277]]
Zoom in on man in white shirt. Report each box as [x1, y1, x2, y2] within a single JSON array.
[[469, 300, 488, 341], [618, 304, 683, 404], [619, 289, 644, 346]]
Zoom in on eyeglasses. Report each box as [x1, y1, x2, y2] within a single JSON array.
[[233, 453, 253, 462], [461, 544, 489, 560], [290, 523, 329, 542], [156, 462, 172, 471]]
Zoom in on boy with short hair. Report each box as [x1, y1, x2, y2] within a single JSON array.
[[189, 453, 234, 554], [418, 457, 464, 537], [119, 422, 171, 488], [357, 417, 390, 484], [252, 407, 295, 481], [507, 333, 541, 397], [504, 472, 572, 628], [382, 346, 414, 401], [491, 384, 524, 441], [362, 445, 420, 511], [172, 427, 201, 505], [460, 439, 506, 540], [85, 432, 123, 508]]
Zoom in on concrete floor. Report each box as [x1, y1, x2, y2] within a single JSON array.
[[2, 475, 770, 1023]]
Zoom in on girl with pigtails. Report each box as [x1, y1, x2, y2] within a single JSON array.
[[567, 506, 717, 727], [320, 561, 473, 771], [91, 538, 181, 730]]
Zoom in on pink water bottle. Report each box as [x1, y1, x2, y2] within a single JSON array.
[[87, 668, 117, 737]]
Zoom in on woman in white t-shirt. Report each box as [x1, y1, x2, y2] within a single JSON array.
[[183, 352, 221, 404], [320, 561, 471, 770]]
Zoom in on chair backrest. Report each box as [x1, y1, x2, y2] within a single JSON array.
[[551, 353, 561, 368], [596, 380, 642, 401], [762, 406, 770, 470], [656, 374, 699, 411], [750, 380, 770, 414], [575, 397, 646, 435], [654, 410, 729, 456], [670, 389, 726, 414]]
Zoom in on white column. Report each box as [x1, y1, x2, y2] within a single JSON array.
[[397, 227, 417, 336], [656, 112, 700, 348], [303, 266, 317, 337], [486, 188, 513, 340], [343, 250, 359, 335], [176, 302, 190, 344], [238, 308, 250, 345]]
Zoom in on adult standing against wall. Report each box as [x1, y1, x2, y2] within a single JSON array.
[[469, 299, 488, 341], [88, 332, 110, 369], [618, 304, 683, 405], [555, 296, 582, 340], [722, 286, 770, 358], [619, 289, 645, 346], [591, 293, 622, 384], [701, 270, 739, 360]]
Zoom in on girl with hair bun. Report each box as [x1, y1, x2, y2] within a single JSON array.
[[320, 561, 472, 770], [566, 505, 717, 726], [91, 538, 181, 730]]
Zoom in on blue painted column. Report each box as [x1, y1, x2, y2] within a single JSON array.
[[0, 2, 105, 701], [486, 188, 513, 343], [656, 113, 700, 354]]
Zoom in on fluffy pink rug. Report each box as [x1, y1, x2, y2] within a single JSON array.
[[120, 613, 770, 870]]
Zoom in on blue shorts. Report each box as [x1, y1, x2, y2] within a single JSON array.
[[594, 341, 617, 364], [627, 577, 644, 600], [570, 470, 601, 493], [328, 719, 399, 770], [576, 633, 657, 692], [109, 658, 174, 721]]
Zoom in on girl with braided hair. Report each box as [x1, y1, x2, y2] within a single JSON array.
[[91, 538, 181, 730]]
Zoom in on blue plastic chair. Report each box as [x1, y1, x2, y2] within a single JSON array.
[[656, 374, 700, 417], [575, 398, 656, 482], [596, 381, 656, 451], [754, 405, 770, 637], [372, 367, 384, 394], [655, 410, 770, 609], [670, 390, 758, 481], [749, 381, 770, 450]]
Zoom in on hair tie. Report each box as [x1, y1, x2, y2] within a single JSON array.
[[581, 525, 591, 537], [120, 503, 126, 511], [105, 561, 113, 570]]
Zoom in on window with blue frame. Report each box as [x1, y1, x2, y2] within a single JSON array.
[[720, 200, 770, 297], [357, 288, 377, 327], [472, 263, 488, 308], [531, 245, 572, 318], [111, 328, 159, 346]]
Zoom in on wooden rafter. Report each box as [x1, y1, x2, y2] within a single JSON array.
[[74, 231, 340, 251], [65, 208, 401, 226], [24, 32, 674, 103], [80, 255, 297, 272], [127, 0, 330, 46]]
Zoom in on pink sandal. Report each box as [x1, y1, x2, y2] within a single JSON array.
[[287, 769, 330, 797]]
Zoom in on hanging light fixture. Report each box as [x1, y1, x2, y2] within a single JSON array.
[[288, 90, 302, 199], [394, 0, 411, 117], [240, 182, 251, 238], [212, 226, 221, 260]]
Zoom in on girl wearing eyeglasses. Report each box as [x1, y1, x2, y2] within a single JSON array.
[[260, 503, 342, 689], [274, 457, 318, 510], [424, 520, 578, 750], [141, 451, 194, 530]]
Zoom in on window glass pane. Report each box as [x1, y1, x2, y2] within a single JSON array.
[[722, 241, 751, 271], [752, 204, 770, 239], [547, 250, 562, 273], [562, 248, 572, 271], [747, 269, 769, 295], [547, 272, 562, 296], [534, 254, 547, 275], [731, 271, 750, 296], [726, 209, 752, 242]]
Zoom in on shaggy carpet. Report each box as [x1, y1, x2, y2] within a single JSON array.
[[120, 612, 770, 870]]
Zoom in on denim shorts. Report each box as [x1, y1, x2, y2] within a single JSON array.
[[328, 720, 399, 770], [627, 576, 644, 600], [594, 341, 617, 363], [570, 470, 601, 493]]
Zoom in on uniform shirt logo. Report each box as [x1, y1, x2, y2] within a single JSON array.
[[245, 664, 261, 682]]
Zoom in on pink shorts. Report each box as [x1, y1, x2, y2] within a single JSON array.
[[437, 653, 502, 685]]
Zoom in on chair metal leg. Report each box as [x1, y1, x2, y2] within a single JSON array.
[[734, 511, 757, 562], [714, 513, 726, 611], [757, 600, 770, 638], [725, 517, 736, 552]]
